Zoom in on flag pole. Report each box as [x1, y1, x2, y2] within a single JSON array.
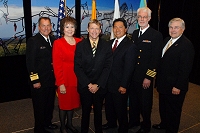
[[64, 0, 68, 16]]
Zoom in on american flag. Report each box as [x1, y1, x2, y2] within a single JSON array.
[[57, 0, 66, 38]]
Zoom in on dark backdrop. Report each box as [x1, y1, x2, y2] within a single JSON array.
[[1, 0, 200, 103], [148, 0, 200, 85], [0, 55, 31, 102]]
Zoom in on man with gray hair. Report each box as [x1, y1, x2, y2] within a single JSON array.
[[128, 7, 163, 133], [152, 18, 195, 133]]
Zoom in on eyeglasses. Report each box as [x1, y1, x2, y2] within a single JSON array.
[[137, 16, 148, 19], [169, 26, 182, 30]]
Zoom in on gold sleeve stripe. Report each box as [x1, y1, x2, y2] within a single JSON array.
[[146, 69, 157, 78], [30, 73, 39, 81]]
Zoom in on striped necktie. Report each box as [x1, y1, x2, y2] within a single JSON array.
[[112, 40, 118, 51], [164, 40, 173, 53], [92, 42, 96, 57]]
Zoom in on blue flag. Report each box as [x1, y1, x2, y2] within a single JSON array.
[[139, 0, 147, 8], [57, 0, 65, 38]]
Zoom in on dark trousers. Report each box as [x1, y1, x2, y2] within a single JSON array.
[[159, 92, 186, 133], [31, 86, 56, 133], [80, 89, 105, 133], [105, 91, 128, 133], [129, 81, 153, 131]]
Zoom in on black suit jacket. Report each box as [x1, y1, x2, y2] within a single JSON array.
[[156, 35, 195, 94], [107, 36, 137, 93], [74, 38, 113, 94], [131, 27, 163, 83], [26, 33, 56, 88]]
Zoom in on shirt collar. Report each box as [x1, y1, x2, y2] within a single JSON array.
[[89, 38, 99, 46], [40, 32, 49, 41], [115, 34, 126, 44], [140, 24, 150, 34], [170, 34, 182, 44]]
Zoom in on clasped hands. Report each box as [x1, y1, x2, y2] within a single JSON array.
[[172, 87, 180, 95], [88, 83, 99, 94], [118, 86, 126, 94]]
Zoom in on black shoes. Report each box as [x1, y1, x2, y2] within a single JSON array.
[[152, 124, 166, 130], [60, 127, 68, 133], [44, 130, 51, 133], [136, 128, 150, 133], [128, 123, 140, 129], [102, 123, 117, 130], [45, 124, 58, 130], [66, 125, 80, 133]]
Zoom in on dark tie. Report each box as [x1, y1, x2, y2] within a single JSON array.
[[139, 31, 142, 37], [47, 38, 51, 47], [92, 42, 96, 57], [112, 40, 118, 52]]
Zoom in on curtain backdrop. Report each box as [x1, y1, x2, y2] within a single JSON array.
[[148, 0, 200, 85]]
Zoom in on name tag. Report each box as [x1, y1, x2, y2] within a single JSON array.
[[142, 40, 151, 43]]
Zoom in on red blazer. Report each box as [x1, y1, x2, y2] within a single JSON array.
[[52, 37, 82, 87]]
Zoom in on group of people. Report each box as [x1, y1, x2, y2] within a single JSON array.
[[26, 6, 194, 133]]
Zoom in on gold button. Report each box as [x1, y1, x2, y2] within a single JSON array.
[[138, 56, 140, 58], [140, 50, 142, 52], [137, 62, 140, 64]]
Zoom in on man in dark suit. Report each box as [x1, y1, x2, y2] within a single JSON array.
[[26, 17, 58, 133], [128, 7, 163, 133], [152, 18, 195, 133], [74, 19, 113, 133], [102, 18, 137, 133]]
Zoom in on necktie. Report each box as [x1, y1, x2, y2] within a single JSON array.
[[164, 40, 173, 53], [47, 38, 51, 47], [138, 31, 142, 37], [112, 40, 118, 52], [92, 42, 96, 57]]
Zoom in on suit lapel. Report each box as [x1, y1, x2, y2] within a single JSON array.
[[136, 27, 152, 44], [132, 29, 139, 43], [85, 38, 93, 57], [163, 35, 183, 56], [113, 36, 128, 57], [95, 39, 103, 56], [49, 36, 55, 47], [37, 33, 52, 51], [172, 35, 183, 48]]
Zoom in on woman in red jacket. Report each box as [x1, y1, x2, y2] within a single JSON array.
[[52, 16, 81, 133]]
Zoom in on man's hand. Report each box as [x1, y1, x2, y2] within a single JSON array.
[[118, 86, 126, 94], [142, 78, 151, 89], [33, 83, 41, 89], [172, 87, 180, 95], [88, 83, 99, 94]]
